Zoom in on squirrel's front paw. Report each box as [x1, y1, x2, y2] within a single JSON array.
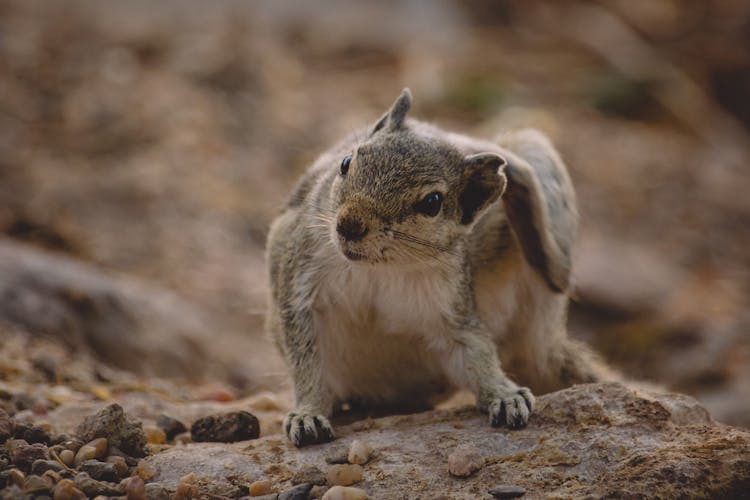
[[283, 411, 335, 447], [488, 387, 535, 429]]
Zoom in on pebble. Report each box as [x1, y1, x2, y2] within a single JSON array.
[[3, 468, 25, 487], [279, 482, 314, 500], [322, 485, 369, 500], [23, 473, 53, 493], [80, 459, 119, 482], [53, 478, 86, 500], [144, 427, 167, 445], [76, 404, 146, 458], [310, 485, 327, 499], [31, 459, 65, 475], [447, 445, 483, 477], [326, 464, 363, 486], [106, 455, 129, 477], [14, 423, 52, 444], [291, 465, 326, 486], [156, 414, 187, 441], [59, 449, 75, 466], [248, 479, 274, 496], [42, 470, 62, 484], [10, 441, 50, 470], [123, 475, 146, 500], [325, 447, 350, 465], [73, 437, 107, 466], [144, 482, 172, 500], [175, 472, 199, 499], [73, 472, 122, 497], [347, 440, 372, 465], [488, 485, 527, 499], [0, 408, 14, 443], [190, 411, 260, 443], [174, 432, 192, 445], [135, 462, 157, 481]]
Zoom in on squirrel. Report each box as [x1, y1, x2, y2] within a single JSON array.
[[266, 89, 616, 447]]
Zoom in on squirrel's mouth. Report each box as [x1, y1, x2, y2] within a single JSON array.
[[341, 248, 367, 262]]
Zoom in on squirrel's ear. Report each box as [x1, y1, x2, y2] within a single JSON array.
[[372, 88, 412, 134], [458, 152, 507, 225], [499, 130, 578, 293]]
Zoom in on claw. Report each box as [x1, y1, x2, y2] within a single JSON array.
[[283, 411, 336, 447]]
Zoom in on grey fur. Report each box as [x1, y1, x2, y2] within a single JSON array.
[[266, 89, 616, 447]]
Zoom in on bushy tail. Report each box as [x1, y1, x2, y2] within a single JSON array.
[[550, 338, 621, 389]]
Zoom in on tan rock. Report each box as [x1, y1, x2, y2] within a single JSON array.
[[326, 464, 364, 486], [248, 479, 273, 496], [322, 485, 369, 500]]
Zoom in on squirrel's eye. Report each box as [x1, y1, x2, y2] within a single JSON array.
[[415, 192, 443, 217], [340, 155, 352, 176]]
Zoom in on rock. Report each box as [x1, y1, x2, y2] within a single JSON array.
[[291, 465, 326, 486], [144, 482, 172, 500], [13, 423, 51, 445], [140, 384, 750, 498], [73, 472, 121, 497], [74, 438, 108, 465], [135, 462, 157, 481], [23, 473, 53, 493], [0, 409, 14, 443], [30, 460, 65, 475], [447, 445, 483, 477], [347, 440, 372, 465], [190, 411, 260, 443], [2, 468, 25, 487], [278, 483, 313, 500], [156, 415, 187, 441], [144, 427, 166, 445], [322, 486, 368, 500], [105, 455, 129, 478], [488, 485, 526, 499], [123, 475, 146, 500], [9, 441, 50, 471], [326, 465, 363, 487], [52, 478, 86, 500], [175, 472, 199, 499], [79, 459, 119, 482], [76, 404, 146, 457], [248, 479, 274, 496], [324, 447, 350, 465], [58, 450, 74, 467]]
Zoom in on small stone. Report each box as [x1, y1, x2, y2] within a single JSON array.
[[310, 485, 327, 499], [144, 482, 171, 500], [4, 467, 25, 486], [325, 447, 350, 465], [31, 459, 65, 475], [190, 411, 260, 443], [144, 427, 166, 445], [80, 459, 119, 482], [14, 423, 52, 445], [59, 450, 75, 467], [175, 472, 199, 499], [135, 462, 157, 481], [10, 441, 50, 471], [249, 479, 274, 496], [42, 470, 62, 484], [279, 482, 314, 500], [156, 415, 187, 441], [0, 408, 15, 443], [347, 440, 372, 465], [322, 485, 369, 500], [61, 439, 83, 453], [76, 404, 146, 458], [326, 464, 363, 486], [123, 475, 145, 500], [53, 478, 86, 500], [73, 445, 96, 466], [106, 455, 129, 477], [23, 473, 53, 493], [73, 472, 121, 497], [447, 445, 483, 477], [488, 485, 527, 499], [174, 432, 192, 445], [291, 465, 326, 486]]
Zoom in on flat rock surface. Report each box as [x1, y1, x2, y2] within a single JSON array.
[[143, 383, 750, 499]]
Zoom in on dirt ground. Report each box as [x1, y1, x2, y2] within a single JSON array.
[[0, 0, 748, 447]]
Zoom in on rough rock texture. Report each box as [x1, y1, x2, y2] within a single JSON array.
[[76, 404, 146, 458], [142, 384, 750, 499], [190, 411, 260, 443]]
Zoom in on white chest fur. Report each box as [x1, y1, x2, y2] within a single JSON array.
[[312, 260, 458, 403]]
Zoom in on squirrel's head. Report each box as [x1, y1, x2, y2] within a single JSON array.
[[328, 88, 507, 266]]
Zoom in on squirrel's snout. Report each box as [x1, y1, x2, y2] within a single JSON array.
[[336, 215, 369, 242]]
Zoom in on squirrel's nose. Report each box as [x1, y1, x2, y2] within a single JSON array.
[[336, 216, 369, 241]]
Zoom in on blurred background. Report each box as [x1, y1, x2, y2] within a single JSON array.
[[0, 0, 748, 428]]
